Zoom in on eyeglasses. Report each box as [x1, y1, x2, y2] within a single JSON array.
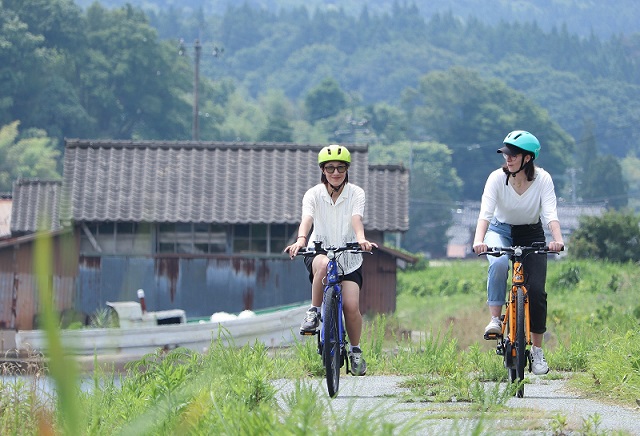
[[503, 153, 520, 161], [324, 165, 348, 174]]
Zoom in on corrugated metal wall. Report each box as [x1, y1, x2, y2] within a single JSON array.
[[0, 231, 78, 330], [75, 255, 313, 319], [0, 231, 398, 330]]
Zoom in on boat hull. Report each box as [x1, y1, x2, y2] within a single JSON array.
[[15, 305, 308, 356]]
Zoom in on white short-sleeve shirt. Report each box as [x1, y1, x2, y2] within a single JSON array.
[[479, 167, 559, 227], [301, 183, 365, 274]]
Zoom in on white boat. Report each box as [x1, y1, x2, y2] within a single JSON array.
[[15, 301, 309, 357]]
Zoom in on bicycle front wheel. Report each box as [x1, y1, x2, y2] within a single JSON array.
[[322, 286, 341, 398], [514, 286, 527, 398]]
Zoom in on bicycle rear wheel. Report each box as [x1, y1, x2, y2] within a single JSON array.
[[514, 286, 527, 398], [322, 286, 341, 398]]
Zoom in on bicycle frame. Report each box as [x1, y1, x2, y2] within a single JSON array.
[[481, 242, 559, 398], [320, 246, 348, 382], [297, 241, 373, 398], [504, 256, 532, 357]]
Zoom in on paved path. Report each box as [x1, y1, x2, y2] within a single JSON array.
[[273, 374, 640, 434]]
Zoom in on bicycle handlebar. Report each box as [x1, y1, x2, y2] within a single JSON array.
[[297, 241, 377, 257], [479, 243, 564, 258]]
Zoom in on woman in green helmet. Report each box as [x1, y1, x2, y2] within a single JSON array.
[[284, 144, 377, 376], [472, 130, 565, 375]]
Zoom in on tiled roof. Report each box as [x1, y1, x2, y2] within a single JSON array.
[[11, 179, 62, 233], [59, 139, 409, 231], [366, 165, 409, 231]]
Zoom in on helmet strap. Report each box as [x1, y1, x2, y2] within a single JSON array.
[[328, 181, 345, 196]]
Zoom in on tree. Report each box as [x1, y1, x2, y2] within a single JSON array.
[[402, 67, 574, 200], [81, 3, 192, 139], [367, 102, 408, 143], [0, 121, 61, 191], [576, 121, 628, 209], [371, 140, 462, 256], [304, 77, 347, 124], [0, 5, 46, 127], [1, 0, 92, 144], [257, 89, 294, 142], [620, 154, 640, 211], [570, 210, 640, 262], [580, 155, 628, 209]]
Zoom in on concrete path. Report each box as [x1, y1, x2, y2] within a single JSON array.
[[273, 374, 640, 434]]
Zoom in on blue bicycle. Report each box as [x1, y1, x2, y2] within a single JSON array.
[[298, 241, 373, 397]]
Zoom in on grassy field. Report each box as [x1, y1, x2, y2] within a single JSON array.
[[1, 257, 639, 434], [385, 258, 640, 402]]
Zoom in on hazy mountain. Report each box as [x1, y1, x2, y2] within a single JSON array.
[[72, 0, 640, 39]]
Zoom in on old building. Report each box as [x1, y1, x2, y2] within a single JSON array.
[[0, 140, 413, 331]]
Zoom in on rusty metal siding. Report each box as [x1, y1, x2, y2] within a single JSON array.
[[0, 231, 79, 330], [2, 230, 399, 331], [361, 251, 397, 314], [75, 255, 311, 319]]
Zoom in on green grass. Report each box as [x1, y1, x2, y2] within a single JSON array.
[[1, 257, 639, 434]]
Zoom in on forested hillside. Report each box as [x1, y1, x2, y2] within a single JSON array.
[[2, 0, 639, 255], [73, 0, 640, 39]]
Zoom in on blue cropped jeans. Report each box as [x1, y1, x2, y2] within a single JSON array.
[[483, 219, 548, 334]]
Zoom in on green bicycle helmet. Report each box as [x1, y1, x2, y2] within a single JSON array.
[[499, 130, 541, 159], [318, 144, 351, 167]]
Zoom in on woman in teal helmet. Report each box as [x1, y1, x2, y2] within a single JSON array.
[[284, 144, 377, 376], [472, 130, 564, 376]]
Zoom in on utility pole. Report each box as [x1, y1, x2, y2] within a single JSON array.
[[192, 39, 201, 141], [179, 38, 223, 141]]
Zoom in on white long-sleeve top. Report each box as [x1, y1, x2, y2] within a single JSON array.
[[478, 167, 559, 227], [301, 183, 365, 274]]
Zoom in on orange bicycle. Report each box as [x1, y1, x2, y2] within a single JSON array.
[[480, 242, 561, 398]]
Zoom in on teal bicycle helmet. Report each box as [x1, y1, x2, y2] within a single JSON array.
[[499, 130, 541, 159]]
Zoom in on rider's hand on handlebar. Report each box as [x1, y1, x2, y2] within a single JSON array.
[[358, 239, 378, 252], [473, 242, 488, 254], [284, 240, 307, 259], [548, 241, 565, 252]]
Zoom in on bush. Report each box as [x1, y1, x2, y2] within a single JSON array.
[[570, 210, 640, 262]]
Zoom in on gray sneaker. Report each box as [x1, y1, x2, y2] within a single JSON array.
[[299, 308, 319, 334], [349, 347, 367, 376], [531, 346, 550, 375]]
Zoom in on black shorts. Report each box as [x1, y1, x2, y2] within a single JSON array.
[[304, 255, 363, 289]]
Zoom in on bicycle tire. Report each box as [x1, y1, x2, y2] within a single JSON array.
[[322, 286, 341, 398], [515, 286, 526, 398]]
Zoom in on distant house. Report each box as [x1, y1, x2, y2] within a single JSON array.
[[0, 193, 12, 238], [0, 140, 414, 330], [446, 201, 606, 258]]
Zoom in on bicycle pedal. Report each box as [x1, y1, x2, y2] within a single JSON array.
[[299, 329, 318, 336], [484, 332, 502, 341]]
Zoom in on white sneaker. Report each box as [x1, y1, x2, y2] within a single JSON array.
[[484, 316, 502, 335], [531, 346, 550, 375]]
